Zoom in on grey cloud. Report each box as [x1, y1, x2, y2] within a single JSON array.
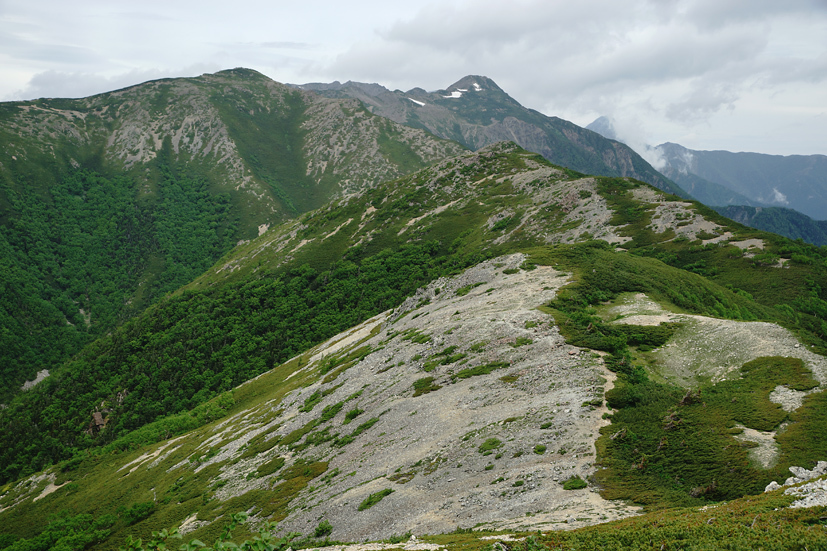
[[0, 31, 105, 65], [330, 0, 769, 108], [260, 41, 315, 50], [758, 52, 827, 85], [683, 0, 827, 29], [13, 65, 219, 100], [665, 82, 739, 123]]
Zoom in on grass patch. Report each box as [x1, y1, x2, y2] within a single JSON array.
[[456, 282, 485, 296], [596, 356, 819, 507], [256, 456, 285, 477], [357, 489, 394, 511], [478, 438, 503, 455], [412, 377, 442, 397], [453, 362, 509, 381], [562, 476, 587, 490], [343, 408, 364, 425]]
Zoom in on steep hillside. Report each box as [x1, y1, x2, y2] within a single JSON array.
[[714, 205, 827, 246], [0, 69, 464, 400], [656, 142, 827, 221], [296, 77, 685, 197], [2, 252, 826, 549], [2, 142, 827, 550]]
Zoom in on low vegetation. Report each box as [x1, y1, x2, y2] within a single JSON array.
[[3, 143, 827, 549], [357, 489, 394, 511]]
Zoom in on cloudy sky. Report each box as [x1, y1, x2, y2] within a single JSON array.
[[1, 0, 825, 156]]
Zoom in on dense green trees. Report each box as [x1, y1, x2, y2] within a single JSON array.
[[0, 164, 239, 401], [0, 241, 485, 483]]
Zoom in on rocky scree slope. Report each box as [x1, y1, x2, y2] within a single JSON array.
[[4, 252, 827, 548], [193, 142, 707, 289], [184, 255, 638, 539], [0, 254, 641, 546], [4, 143, 827, 547], [0, 142, 713, 486]]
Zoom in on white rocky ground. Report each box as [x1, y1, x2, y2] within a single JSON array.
[[603, 293, 827, 388], [764, 462, 827, 509], [177, 257, 827, 541], [186, 254, 642, 541]]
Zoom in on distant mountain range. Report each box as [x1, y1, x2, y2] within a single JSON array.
[[656, 142, 827, 221], [586, 117, 827, 221], [712, 205, 827, 246]]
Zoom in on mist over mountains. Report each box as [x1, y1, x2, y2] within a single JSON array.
[[586, 116, 827, 222]]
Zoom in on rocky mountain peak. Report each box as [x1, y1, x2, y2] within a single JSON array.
[[585, 116, 618, 141]]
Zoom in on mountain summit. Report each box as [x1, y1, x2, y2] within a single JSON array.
[[294, 76, 685, 197]]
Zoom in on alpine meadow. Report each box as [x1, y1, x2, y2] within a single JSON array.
[[1, 69, 826, 551]]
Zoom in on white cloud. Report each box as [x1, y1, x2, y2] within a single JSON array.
[[0, 0, 824, 155], [772, 187, 789, 204], [12, 65, 220, 100]]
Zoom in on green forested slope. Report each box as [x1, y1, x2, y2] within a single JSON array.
[[0, 69, 464, 399], [2, 144, 827, 551], [2, 143, 827, 487], [0, 159, 238, 400], [714, 205, 827, 246]]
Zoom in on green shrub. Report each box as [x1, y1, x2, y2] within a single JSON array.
[[453, 362, 509, 380], [314, 519, 333, 538], [562, 476, 587, 490], [256, 456, 285, 477], [358, 489, 394, 511], [319, 402, 344, 422], [120, 501, 155, 525], [456, 282, 484, 296], [478, 438, 503, 455], [534, 444, 547, 455], [343, 408, 364, 424], [412, 377, 441, 396]]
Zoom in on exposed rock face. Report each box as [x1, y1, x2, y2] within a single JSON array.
[[1, 69, 465, 226], [116, 255, 638, 542], [295, 76, 684, 196], [765, 461, 827, 509], [20, 370, 50, 391]]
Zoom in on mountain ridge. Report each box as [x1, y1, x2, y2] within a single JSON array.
[[0, 68, 465, 400], [292, 76, 686, 198]]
